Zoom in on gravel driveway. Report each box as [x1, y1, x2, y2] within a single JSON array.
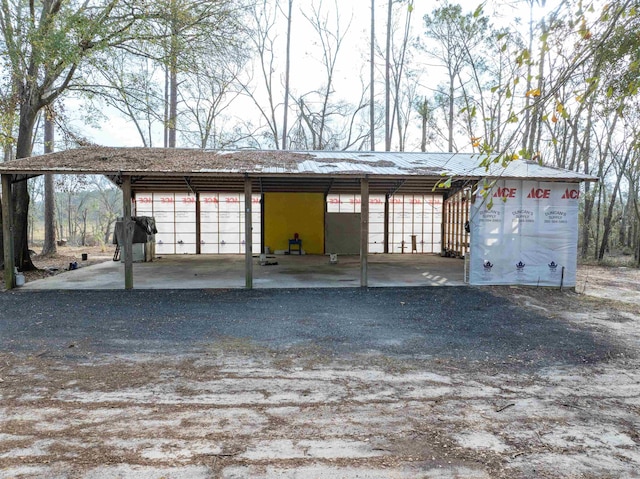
[[1, 285, 639, 478]]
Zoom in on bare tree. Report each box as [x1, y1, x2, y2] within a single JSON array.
[[239, 0, 284, 149], [281, 0, 293, 150], [421, 3, 489, 153]]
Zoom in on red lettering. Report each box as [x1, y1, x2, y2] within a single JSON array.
[[369, 198, 382, 204], [527, 188, 551, 199], [182, 197, 195, 203], [225, 197, 239, 203], [561, 189, 580, 199], [160, 197, 174, 203], [252, 198, 261, 203], [493, 187, 517, 198], [203, 197, 219, 204], [328, 198, 341, 204], [136, 197, 152, 203]]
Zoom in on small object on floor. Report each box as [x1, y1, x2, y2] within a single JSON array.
[[329, 253, 338, 264], [68, 261, 78, 270]]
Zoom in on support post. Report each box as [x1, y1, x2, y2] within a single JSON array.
[[122, 176, 134, 290], [2, 174, 15, 289], [360, 177, 369, 287], [195, 192, 201, 255], [383, 194, 389, 254], [244, 176, 253, 289]]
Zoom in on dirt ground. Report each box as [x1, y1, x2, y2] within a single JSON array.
[[0, 263, 639, 478]]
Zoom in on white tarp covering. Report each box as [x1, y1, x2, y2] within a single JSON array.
[[469, 180, 580, 287]]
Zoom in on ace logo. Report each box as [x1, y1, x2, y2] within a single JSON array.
[[561, 189, 580, 199], [493, 187, 517, 198], [527, 188, 550, 199]]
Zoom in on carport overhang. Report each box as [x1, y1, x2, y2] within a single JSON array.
[[0, 147, 597, 290]]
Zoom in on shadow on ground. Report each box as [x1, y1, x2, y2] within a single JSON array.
[[0, 287, 625, 370]]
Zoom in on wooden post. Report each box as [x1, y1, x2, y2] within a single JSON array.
[[2, 174, 15, 289], [244, 176, 253, 289], [360, 177, 369, 287], [195, 192, 201, 255], [442, 196, 448, 256], [122, 176, 134, 290], [383, 194, 389, 254]]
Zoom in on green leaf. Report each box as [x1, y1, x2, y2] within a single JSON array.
[[473, 4, 484, 18], [606, 86, 614, 98], [438, 178, 452, 189], [491, 85, 500, 93]]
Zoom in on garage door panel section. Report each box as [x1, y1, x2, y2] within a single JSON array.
[[133, 191, 261, 255]]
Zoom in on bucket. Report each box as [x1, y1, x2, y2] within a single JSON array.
[[15, 273, 25, 287], [81, 253, 88, 261]]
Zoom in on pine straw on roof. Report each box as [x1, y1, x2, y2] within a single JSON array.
[[1, 147, 403, 174], [1, 147, 318, 173]]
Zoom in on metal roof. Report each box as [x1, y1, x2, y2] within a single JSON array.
[[0, 147, 596, 195]]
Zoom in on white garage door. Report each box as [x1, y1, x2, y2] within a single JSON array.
[[134, 192, 261, 254]]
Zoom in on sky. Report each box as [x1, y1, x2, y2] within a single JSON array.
[[75, 0, 561, 151]]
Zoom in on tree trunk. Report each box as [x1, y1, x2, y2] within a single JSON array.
[[447, 72, 455, 153], [282, 0, 293, 150], [384, 0, 392, 151], [42, 111, 57, 255], [370, 0, 375, 150], [168, 1, 179, 149], [522, 0, 535, 151], [598, 152, 630, 260], [13, 94, 39, 271], [168, 54, 178, 148]]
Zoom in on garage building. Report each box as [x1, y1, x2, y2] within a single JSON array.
[[0, 147, 595, 290]]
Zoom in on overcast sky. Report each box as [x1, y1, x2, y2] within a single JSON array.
[[76, 0, 560, 151]]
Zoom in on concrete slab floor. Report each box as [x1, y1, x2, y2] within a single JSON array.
[[20, 253, 467, 290]]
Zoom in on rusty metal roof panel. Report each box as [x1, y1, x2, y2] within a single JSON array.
[[0, 147, 597, 182]]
